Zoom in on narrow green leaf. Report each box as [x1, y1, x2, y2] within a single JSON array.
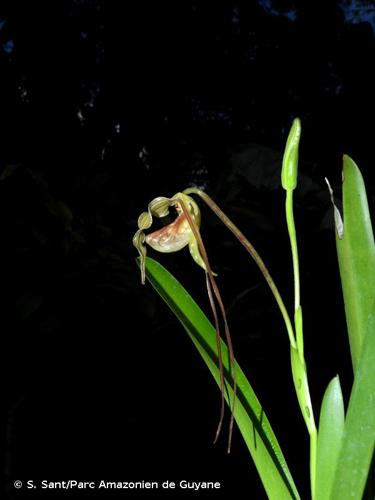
[[330, 157, 375, 498], [336, 155, 375, 371], [315, 376, 345, 500], [330, 314, 375, 499], [139, 257, 300, 500]]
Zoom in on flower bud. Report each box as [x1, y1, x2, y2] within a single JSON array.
[[281, 118, 301, 191]]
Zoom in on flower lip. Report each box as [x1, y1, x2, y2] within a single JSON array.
[[145, 211, 192, 253]]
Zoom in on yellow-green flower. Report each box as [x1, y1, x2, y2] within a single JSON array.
[[133, 192, 206, 284]]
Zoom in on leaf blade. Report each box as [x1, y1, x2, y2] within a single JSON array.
[[140, 257, 300, 500], [336, 155, 375, 371], [330, 156, 375, 498], [315, 376, 345, 500], [330, 314, 375, 499]]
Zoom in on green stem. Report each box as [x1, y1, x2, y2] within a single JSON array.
[[310, 428, 317, 499], [285, 188, 317, 499], [184, 187, 297, 349], [285, 190, 300, 310]]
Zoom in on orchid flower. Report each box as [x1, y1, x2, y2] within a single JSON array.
[[133, 185, 301, 454], [133, 190, 236, 452], [133, 192, 207, 285]]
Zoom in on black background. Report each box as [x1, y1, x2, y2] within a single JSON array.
[[1, 1, 374, 499]]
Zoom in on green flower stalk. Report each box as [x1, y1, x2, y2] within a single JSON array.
[[281, 118, 317, 498]]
